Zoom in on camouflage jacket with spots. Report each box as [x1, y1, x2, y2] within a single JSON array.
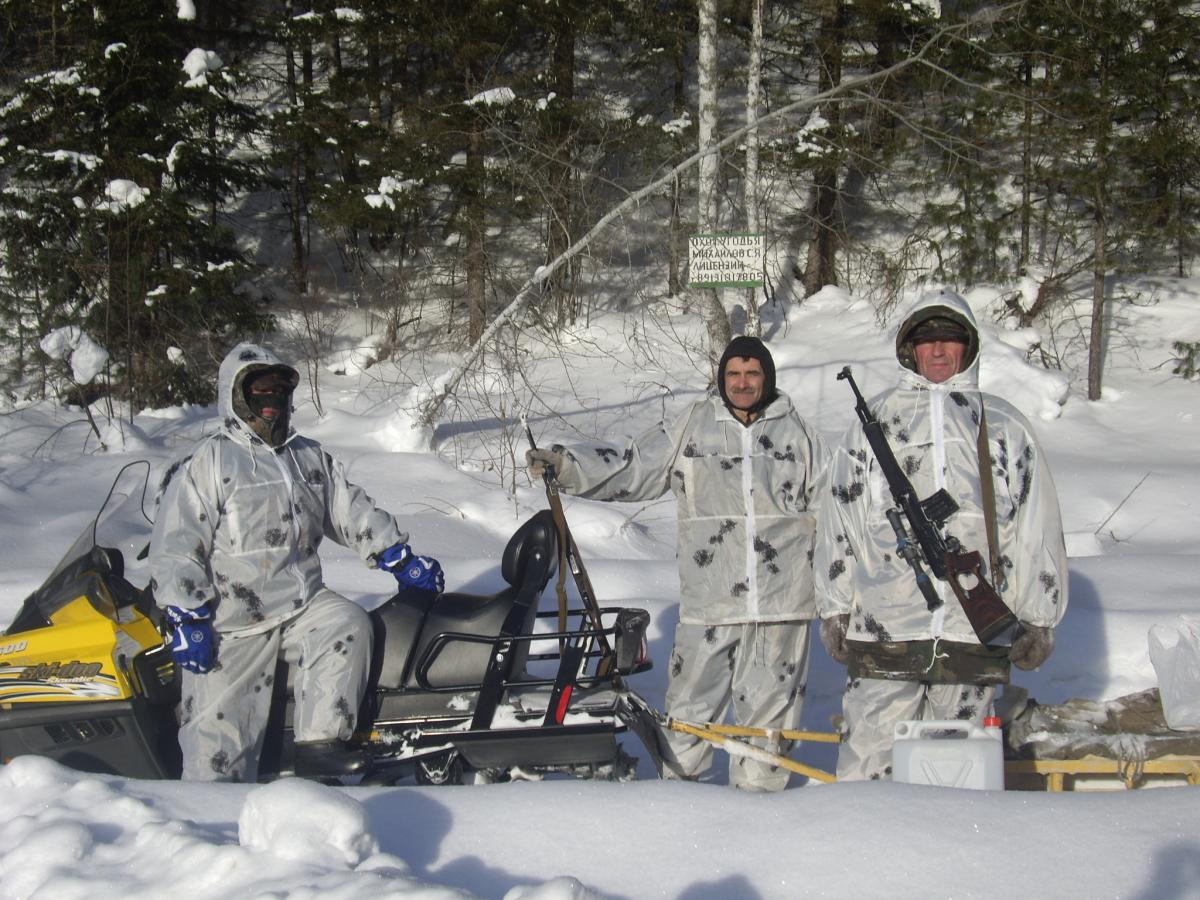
[[815, 295, 1068, 647], [150, 344, 407, 634], [553, 393, 827, 626]]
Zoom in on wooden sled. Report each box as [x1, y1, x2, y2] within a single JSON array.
[[1005, 687, 1200, 792], [1005, 754, 1200, 791]]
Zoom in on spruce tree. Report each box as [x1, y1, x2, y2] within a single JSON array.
[[0, 0, 268, 408]]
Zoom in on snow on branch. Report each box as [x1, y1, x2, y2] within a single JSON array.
[[182, 48, 222, 88], [465, 87, 516, 108], [39, 326, 109, 385]]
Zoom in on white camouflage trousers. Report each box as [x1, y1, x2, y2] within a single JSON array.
[[662, 620, 811, 792], [177, 591, 373, 782], [837, 677, 997, 781]]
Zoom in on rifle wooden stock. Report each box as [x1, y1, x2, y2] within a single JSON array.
[[943, 550, 1017, 645]]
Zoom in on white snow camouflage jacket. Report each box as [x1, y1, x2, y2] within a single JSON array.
[[150, 343, 407, 634], [552, 392, 828, 626], [814, 290, 1068, 646]]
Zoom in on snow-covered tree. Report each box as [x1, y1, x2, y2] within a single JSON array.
[[0, 0, 268, 407]]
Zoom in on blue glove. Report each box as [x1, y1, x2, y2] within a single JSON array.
[[164, 605, 216, 674], [379, 542, 444, 593], [378, 542, 413, 572], [399, 555, 444, 593]]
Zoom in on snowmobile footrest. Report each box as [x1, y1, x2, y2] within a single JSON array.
[[442, 722, 619, 769]]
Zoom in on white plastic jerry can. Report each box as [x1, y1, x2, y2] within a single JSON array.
[[891, 716, 1005, 790]]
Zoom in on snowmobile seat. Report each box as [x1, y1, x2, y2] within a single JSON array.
[[369, 511, 558, 692], [369, 588, 439, 690]]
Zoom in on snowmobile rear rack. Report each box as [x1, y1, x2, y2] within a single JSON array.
[[410, 606, 649, 695]]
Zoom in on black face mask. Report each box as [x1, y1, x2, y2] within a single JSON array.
[[246, 386, 289, 420], [241, 370, 295, 445]]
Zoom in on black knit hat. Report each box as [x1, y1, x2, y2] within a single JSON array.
[[717, 335, 778, 415]]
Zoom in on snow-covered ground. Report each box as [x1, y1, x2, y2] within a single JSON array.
[[2, 280, 1200, 899]]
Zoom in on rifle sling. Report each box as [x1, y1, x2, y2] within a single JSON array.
[[545, 483, 616, 677], [976, 401, 1003, 588], [545, 491, 571, 638]]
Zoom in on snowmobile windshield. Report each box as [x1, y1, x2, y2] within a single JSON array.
[[32, 464, 155, 623]]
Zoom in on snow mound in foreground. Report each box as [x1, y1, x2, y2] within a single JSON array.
[[0, 757, 470, 899], [238, 777, 381, 867], [503, 876, 603, 900]]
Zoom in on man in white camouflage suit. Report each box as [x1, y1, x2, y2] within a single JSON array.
[[815, 289, 1068, 781], [152, 343, 442, 782], [527, 336, 827, 791]]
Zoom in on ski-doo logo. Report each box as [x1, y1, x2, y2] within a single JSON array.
[[20, 660, 104, 682], [0, 640, 28, 656]]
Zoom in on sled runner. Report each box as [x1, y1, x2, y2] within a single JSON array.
[[0, 463, 666, 785]]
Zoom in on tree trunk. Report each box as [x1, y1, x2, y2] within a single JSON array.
[[803, 0, 844, 298], [284, 0, 307, 295], [668, 16, 688, 298], [1019, 53, 1033, 272], [466, 123, 487, 344], [547, 13, 577, 328], [669, 174, 683, 296], [742, 0, 763, 336], [325, 5, 342, 77], [696, 0, 730, 355], [1087, 199, 1108, 402], [697, 0, 719, 234], [867, 0, 900, 144], [1087, 62, 1111, 402]]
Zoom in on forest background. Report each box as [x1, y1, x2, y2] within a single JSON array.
[[2, 0, 1198, 432], [4, 6, 1200, 895]]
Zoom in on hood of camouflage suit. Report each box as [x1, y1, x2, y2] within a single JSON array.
[[894, 288, 981, 390], [218, 343, 300, 448]]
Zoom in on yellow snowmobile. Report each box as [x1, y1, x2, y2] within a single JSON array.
[[0, 464, 664, 783], [0, 465, 180, 776]]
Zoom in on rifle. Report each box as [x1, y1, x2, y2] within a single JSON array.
[[522, 417, 618, 681], [837, 366, 1016, 646]]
